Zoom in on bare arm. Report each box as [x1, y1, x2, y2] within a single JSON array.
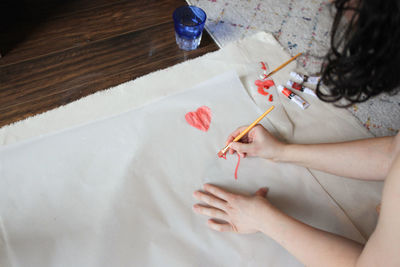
[[260, 205, 363, 267], [355, 153, 400, 266], [193, 128, 400, 266], [279, 136, 396, 180], [193, 184, 364, 267], [193, 154, 400, 266], [228, 125, 399, 180], [268, 153, 400, 267]]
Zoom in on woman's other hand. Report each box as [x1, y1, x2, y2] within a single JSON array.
[[193, 184, 276, 234]]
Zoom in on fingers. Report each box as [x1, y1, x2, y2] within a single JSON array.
[[253, 124, 266, 131], [255, 187, 269, 198], [226, 126, 247, 142], [207, 219, 234, 232], [225, 126, 249, 149], [193, 204, 229, 221], [193, 190, 227, 210], [230, 142, 251, 156], [203, 184, 233, 202]]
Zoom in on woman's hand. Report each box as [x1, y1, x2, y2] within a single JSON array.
[[192, 184, 275, 234], [226, 124, 285, 161]]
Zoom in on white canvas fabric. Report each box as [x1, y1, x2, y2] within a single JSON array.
[[0, 33, 382, 266]]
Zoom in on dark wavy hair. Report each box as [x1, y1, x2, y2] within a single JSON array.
[[316, 0, 400, 105]]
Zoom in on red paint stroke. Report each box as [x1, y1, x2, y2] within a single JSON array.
[[217, 151, 241, 180], [269, 95, 273, 102], [254, 80, 263, 87], [260, 61, 267, 70], [234, 153, 241, 180], [255, 79, 275, 96], [255, 79, 275, 88], [257, 86, 269, 96], [185, 106, 211, 132]]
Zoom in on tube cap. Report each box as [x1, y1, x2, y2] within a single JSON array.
[[290, 71, 302, 81]]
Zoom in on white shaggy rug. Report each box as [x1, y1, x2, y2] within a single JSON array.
[[187, 0, 399, 137]]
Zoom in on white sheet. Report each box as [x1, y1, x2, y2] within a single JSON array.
[[0, 72, 365, 267]]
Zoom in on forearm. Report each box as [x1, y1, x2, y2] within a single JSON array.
[[259, 207, 363, 267], [277, 136, 395, 180]]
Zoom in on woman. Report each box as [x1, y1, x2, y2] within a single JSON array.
[[192, 0, 400, 266]]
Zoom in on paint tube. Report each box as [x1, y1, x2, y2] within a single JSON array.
[[286, 80, 317, 97], [290, 71, 320, 85], [278, 85, 310, 110]]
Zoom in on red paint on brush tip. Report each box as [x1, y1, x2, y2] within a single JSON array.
[[185, 106, 211, 132], [218, 151, 226, 159]]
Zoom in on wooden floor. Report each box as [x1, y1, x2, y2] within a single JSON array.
[[0, 0, 218, 127]]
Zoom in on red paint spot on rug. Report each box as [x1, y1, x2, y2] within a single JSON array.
[[269, 95, 273, 102], [185, 106, 211, 132]]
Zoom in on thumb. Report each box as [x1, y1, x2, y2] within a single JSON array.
[[230, 141, 251, 154], [255, 187, 269, 198]]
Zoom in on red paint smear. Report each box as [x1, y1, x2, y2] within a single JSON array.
[[255, 79, 274, 88], [185, 106, 211, 132], [269, 95, 273, 102], [255, 79, 275, 96], [234, 153, 241, 180], [260, 62, 267, 70], [257, 86, 269, 96], [217, 151, 241, 180], [263, 80, 275, 87]]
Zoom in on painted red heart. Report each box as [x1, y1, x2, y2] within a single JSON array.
[[185, 106, 212, 132]]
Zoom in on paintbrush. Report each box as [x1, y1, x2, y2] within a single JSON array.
[[218, 106, 275, 158], [263, 53, 302, 79]]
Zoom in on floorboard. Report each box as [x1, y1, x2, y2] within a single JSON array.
[[0, 0, 218, 127]]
